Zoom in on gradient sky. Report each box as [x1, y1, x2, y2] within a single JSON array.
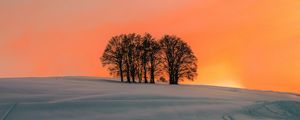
[[1, 0, 300, 93]]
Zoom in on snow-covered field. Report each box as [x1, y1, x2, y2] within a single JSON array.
[[0, 77, 299, 120]]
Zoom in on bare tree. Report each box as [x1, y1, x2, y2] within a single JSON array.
[[101, 33, 197, 85], [122, 33, 142, 83], [149, 38, 162, 84], [101, 35, 125, 82], [140, 33, 152, 83], [140, 33, 162, 84], [135, 35, 143, 83], [160, 35, 197, 84]]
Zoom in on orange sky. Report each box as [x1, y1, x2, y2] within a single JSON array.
[[0, 0, 300, 93]]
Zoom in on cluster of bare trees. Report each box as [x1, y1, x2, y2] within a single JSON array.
[[101, 33, 197, 84]]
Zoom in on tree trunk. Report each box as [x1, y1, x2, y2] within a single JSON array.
[[170, 69, 177, 85], [143, 63, 148, 83], [131, 66, 136, 83], [138, 69, 142, 83], [150, 68, 155, 83], [120, 68, 123, 82], [150, 57, 155, 84], [119, 62, 123, 82], [126, 62, 131, 83], [174, 70, 179, 84], [169, 69, 174, 84]]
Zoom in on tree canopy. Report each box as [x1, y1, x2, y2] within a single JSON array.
[[101, 33, 197, 85]]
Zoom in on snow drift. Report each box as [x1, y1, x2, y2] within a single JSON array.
[[0, 77, 299, 120]]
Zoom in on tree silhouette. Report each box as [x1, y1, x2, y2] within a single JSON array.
[[160, 35, 197, 84], [101, 35, 125, 82], [122, 33, 142, 83], [101, 33, 197, 85], [134, 35, 143, 83], [148, 37, 161, 83], [140, 33, 152, 83]]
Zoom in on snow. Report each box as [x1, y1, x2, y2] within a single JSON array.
[[0, 76, 299, 120]]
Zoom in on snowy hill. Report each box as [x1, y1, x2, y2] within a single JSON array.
[[0, 77, 299, 120]]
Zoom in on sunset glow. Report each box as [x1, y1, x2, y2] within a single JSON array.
[[1, 0, 300, 93]]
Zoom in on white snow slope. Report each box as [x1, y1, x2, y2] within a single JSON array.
[[0, 77, 299, 120]]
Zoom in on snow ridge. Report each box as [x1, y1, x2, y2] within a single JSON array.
[[1, 104, 17, 120]]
